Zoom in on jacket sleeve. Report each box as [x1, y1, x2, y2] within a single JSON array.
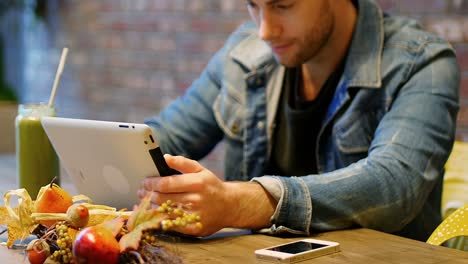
[[255, 41, 460, 236]]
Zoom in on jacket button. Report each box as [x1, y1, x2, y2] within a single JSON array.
[[231, 123, 240, 134], [246, 74, 266, 88], [257, 121, 264, 130]]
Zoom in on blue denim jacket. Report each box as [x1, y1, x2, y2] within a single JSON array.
[[145, 0, 460, 241]]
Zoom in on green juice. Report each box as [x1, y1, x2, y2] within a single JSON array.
[[16, 104, 60, 199]]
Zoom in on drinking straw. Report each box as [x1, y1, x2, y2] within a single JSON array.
[[48, 47, 69, 107]]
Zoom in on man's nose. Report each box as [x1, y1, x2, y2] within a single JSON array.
[[258, 13, 280, 41]]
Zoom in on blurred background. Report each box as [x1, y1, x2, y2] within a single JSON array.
[[0, 0, 467, 173]]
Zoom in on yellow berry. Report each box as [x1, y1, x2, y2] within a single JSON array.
[[173, 208, 182, 216]]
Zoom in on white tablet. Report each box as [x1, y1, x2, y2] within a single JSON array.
[[41, 116, 178, 210]]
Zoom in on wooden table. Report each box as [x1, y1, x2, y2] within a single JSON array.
[[1, 228, 466, 264], [1, 154, 467, 263], [173, 228, 467, 264]]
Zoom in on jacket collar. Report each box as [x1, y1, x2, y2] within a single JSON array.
[[344, 0, 384, 89], [229, 21, 275, 71], [229, 0, 384, 89]]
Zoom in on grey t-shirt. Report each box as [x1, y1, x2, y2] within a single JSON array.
[[267, 66, 342, 176]]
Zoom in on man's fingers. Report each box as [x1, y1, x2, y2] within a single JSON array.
[[167, 223, 205, 237], [141, 155, 205, 193], [164, 154, 204, 174], [143, 172, 206, 193], [147, 191, 201, 207]]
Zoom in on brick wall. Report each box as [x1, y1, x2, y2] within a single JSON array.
[[53, 1, 249, 123], [4, 0, 468, 173]]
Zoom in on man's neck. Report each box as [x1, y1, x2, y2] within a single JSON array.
[[300, 1, 357, 101]]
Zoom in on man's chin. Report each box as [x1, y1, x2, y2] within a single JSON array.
[[274, 55, 302, 68]]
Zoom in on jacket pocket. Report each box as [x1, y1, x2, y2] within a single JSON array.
[[213, 85, 244, 141], [334, 110, 380, 154]]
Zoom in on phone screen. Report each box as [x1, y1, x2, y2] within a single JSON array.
[[268, 241, 328, 254]]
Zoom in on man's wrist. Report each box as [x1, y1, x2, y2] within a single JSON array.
[[224, 181, 277, 230]]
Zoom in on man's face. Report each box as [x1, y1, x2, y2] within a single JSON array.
[[246, 0, 334, 67]]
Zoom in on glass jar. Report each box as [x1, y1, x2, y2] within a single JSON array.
[[15, 103, 60, 199]]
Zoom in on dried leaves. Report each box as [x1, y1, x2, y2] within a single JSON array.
[[1, 188, 37, 247], [1, 188, 201, 264], [0, 188, 130, 248], [119, 194, 168, 252]]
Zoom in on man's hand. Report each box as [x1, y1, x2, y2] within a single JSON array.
[[137, 154, 277, 237]]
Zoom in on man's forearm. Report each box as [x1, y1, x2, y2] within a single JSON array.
[[224, 181, 278, 230]]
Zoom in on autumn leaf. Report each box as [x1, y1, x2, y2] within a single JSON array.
[[119, 193, 171, 252], [31, 202, 131, 228], [86, 210, 129, 227], [126, 193, 154, 231], [3, 189, 35, 226], [6, 220, 35, 247], [72, 194, 93, 204], [119, 215, 167, 252], [97, 217, 125, 237], [2, 189, 37, 247], [0, 207, 9, 225], [74, 203, 130, 227]]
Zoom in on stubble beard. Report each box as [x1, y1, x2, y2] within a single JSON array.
[[274, 5, 334, 68]]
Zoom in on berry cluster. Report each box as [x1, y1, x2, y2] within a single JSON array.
[[49, 223, 75, 263], [157, 200, 202, 231], [27, 222, 76, 264]]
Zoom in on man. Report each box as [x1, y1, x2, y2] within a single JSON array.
[[138, 0, 460, 241]]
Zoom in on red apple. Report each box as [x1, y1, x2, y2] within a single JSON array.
[[72, 226, 120, 264]]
